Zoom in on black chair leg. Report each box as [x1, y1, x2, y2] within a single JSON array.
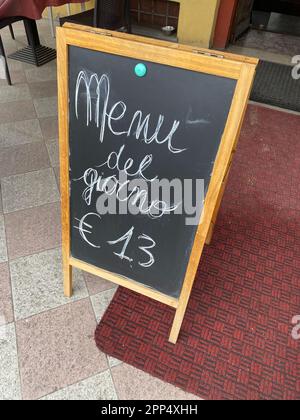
[[0, 36, 12, 85], [9, 24, 15, 40]]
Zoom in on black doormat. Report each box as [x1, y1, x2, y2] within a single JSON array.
[[250, 60, 300, 112]]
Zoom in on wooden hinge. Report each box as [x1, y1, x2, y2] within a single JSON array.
[[95, 31, 113, 37], [84, 29, 113, 37], [192, 50, 225, 59]]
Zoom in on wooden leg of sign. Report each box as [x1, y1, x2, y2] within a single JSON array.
[[57, 30, 72, 298], [64, 263, 73, 297], [204, 179, 228, 245], [205, 182, 226, 245], [205, 157, 233, 246], [169, 254, 204, 344], [205, 223, 215, 245], [169, 307, 186, 344]]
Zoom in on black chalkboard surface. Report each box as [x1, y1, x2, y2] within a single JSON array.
[[68, 46, 237, 299]]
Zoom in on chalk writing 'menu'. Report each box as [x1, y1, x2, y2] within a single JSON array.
[[75, 70, 187, 154]]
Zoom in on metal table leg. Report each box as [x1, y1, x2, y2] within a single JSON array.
[[0, 35, 12, 85], [8, 19, 56, 67], [9, 24, 15, 40]]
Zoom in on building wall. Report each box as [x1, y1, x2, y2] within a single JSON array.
[[45, 0, 220, 48], [176, 0, 220, 47]]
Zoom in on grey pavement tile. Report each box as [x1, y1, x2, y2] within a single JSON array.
[[0, 100, 36, 124], [1, 168, 59, 214], [1, 40, 23, 55], [5, 58, 23, 72], [0, 215, 8, 263], [0, 184, 2, 214], [0, 70, 26, 86], [41, 371, 117, 401], [16, 299, 108, 400], [84, 272, 116, 296], [25, 65, 57, 83], [112, 364, 200, 401], [34, 96, 58, 118], [40, 37, 57, 49], [90, 288, 117, 323], [0, 323, 22, 400], [46, 139, 59, 166], [28, 80, 58, 99], [0, 26, 15, 40], [0, 142, 50, 178], [0, 119, 43, 148], [0, 263, 13, 325], [0, 84, 31, 104], [53, 166, 60, 191], [39, 116, 58, 140], [5, 202, 61, 260], [108, 356, 123, 369], [10, 248, 88, 320]]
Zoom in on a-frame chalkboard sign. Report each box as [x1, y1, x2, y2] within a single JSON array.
[[57, 24, 258, 343]]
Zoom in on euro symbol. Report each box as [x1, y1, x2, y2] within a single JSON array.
[[74, 213, 101, 248]]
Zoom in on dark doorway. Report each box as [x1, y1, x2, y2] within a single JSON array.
[[252, 0, 300, 36], [230, 0, 300, 41], [231, 1, 255, 42], [227, 1, 300, 113]]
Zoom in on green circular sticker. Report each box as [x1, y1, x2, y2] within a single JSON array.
[[135, 63, 147, 77]]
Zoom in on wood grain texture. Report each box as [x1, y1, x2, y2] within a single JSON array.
[[62, 23, 258, 65], [59, 27, 245, 79], [57, 29, 72, 297], [70, 257, 179, 308], [205, 162, 232, 246]]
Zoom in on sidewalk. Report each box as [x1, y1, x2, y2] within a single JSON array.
[[0, 19, 198, 400]]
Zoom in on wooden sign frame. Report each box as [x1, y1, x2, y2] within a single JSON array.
[[57, 24, 258, 344]]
